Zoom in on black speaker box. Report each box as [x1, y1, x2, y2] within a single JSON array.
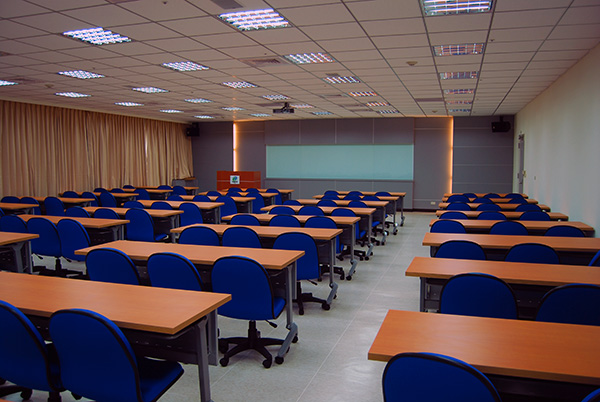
[[491, 121, 511, 132], [186, 123, 200, 137]]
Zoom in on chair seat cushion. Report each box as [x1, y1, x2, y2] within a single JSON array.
[[138, 356, 184, 402], [155, 233, 169, 242]]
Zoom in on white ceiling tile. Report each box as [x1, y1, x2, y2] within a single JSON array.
[[161, 16, 236, 37], [425, 14, 492, 33], [489, 27, 554, 42], [0, 20, 49, 39], [63, 4, 149, 27], [560, 6, 600, 24], [540, 38, 600, 51], [0, 0, 52, 18], [299, 22, 365, 40], [115, 23, 182, 41], [244, 27, 312, 44], [486, 41, 543, 53], [319, 37, 377, 52], [346, 0, 423, 20], [532, 49, 589, 61], [428, 30, 489, 45], [119, 0, 208, 21], [371, 34, 430, 50], [13, 12, 89, 34], [361, 18, 426, 36], [195, 32, 258, 49], [492, 9, 565, 29], [280, 4, 356, 26], [494, 0, 572, 12], [549, 24, 600, 40]]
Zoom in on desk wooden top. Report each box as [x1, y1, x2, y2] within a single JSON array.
[[0, 231, 38, 246], [439, 202, 550, 211], [137, 200, 223, 210], [443, 192, 528, 199], [423, 232, 600, 253], [134, 186, 198, 190], [368, 309, 600, 385], [435, 210, 569, 221], [19, 214, 128, 229], [180, 195, 255, 202], [201, 191, 276, 199], [0, 202, 38, 211], [83, 206, 183, 218], [429, 218, 594, 235], [75, 240, 304, 271], [222, 188, 294, 194], [0, 271, 230, 335], [313, 194, 400, 202], [406, 256, 600, 287], [442, 196, 538, 204], [172, 223, 342, 241], [296, 198, 389, 208], [33, 197, 95, 204], [261, 204, 376, 216], [123, 188, 172, 194], [61, 192, 137, 198], [334, 191, 406, 197], [222, 213, 360, 226]]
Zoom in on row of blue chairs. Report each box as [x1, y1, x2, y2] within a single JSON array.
[[446, 202, 544, 212], [432, 219, 587, 237], [448, 192, 526, 201], [433, 239, 565, 264]]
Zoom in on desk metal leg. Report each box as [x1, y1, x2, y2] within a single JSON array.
[[192, 318, 214, 402], [169, 215, 179, 242], [278, 262, 298, 362], [206, 311, 218, 366], [326, 240, 338, 306], [214, 207, 221, 224], [10, 241, 32, 274], [347, 223, 358, 280], [399, 196, 405, 226], [419, 278, 427, 312], [366, 215, 374, 258], [379, 207, 388, 245]]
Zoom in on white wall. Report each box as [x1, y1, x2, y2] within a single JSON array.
[[515, 43, 600, 237]]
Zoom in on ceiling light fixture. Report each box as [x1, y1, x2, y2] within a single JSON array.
[[222, 107, 244, 111], [219, 8, 290, 31], [323, 76, 360, 84], [439, 72, 478, 80], [0, 80, 18, 86], [421, 0, 493, 16], [63, 27, 131, 45], [132, 87, 168, 93], [446, 100, 473, 104], [115, 102, 143, 106], [312, 111, 332, 115], [378, 110, 400, 114], [161, 61, 209, 72], [448, 108, 471, 112], [433, 43, 485, 56], [291, 104, 314, 108], [195, 115, 214, 119], [221, 81, 257, 89], [262, 94, 290, 101], [284, 53, 334, 64], [58, 70, 105, 79], [444, 88, 475, 94], [366, 101, 389, 107], [159, 109, 183, 113], [250, 113, 271, 117], [349, 91, 377, 97], [185, 98, 213, 103], [55, 92, 90, 98]]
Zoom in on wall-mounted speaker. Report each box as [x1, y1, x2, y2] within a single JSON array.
[[186, 123, 200, 137], [491, 117, 511, 133]]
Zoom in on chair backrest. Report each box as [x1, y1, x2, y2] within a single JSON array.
[[535, 284, 600, 326], [504, 243, 559, 264], [473, 197, 493, 204], [93, 208, 120, 220], [147, 252, 203, 291], [1, 196, 20, 203], [0, 215, 28, 233], [250, 193, 266, 214], [265, 188, 282, 205], [440, 273, 518, 319], [65, 206, 91, 217], [215, 195, 238, 218], [589, 250, 600, 267], [0, 300, 62, 394], [489, 220, 528, 235], [61, 191, 80, 198], [582, 389, 600, 402], [477, 211, 507, 220], [93, 187, 108, 193], [483, 193, 500, 198], [206, 190, 222, 196], [150, 201, 173, 210], [123, 185, 135, 189], [321, 193, 339, 200], [430, 220, 466, 233], [269, 205, 295, 215], [0, 207, 3, 216], [211, 256, 284, 321], [348, 200, 368, 209], [383, 352, 501, 402], [331, 207, 364, 239], [476, 203, 501, 211], [447, 194, 469, 203], [99, 192, 117, 208], [515, 203, 542, 212], [110, 188, 125, 193], [544, 225, 586, 237], [343, 194, 362, 200], [125, 208, 156, 242], [134, 188, 151, 200], [304, 215, 336, 229], [230, 214, 261, 226], [80, 192, 99, 206], [20, 196, 42, 214], [362, 195, 380, 202], [283, 199, 302, 205], [439, 211, 468, 220], [179, 202, 203, 226], [519, 211, 550, 221], [85, 248, 141, 285], [324, 190, 339, 197], [49, 308, 183, 402], [44, 196, 65, 216], [269, 214, 301, 227], [167, 195, 184, 201], [462, 192, 477, 198], [435, 240, 486, 260], [57, 219, 90, 261], [123, 200, 144, 209], [178, 226, 220, 246], [375, 191, 392, 197], [222, 226, 262, 248], [506, 195, 527, 204], [27, 217, 61, 257], [273, 232, 320, 281], [172, 185, 187, 195], [298, 205, 324, 216], [317, 199, 338, 207], [157, 185, 172, 190], [193, 194, 211, 202], [446, 202, 471, 211]]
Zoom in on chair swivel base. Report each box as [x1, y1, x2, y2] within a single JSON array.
[[218, 321, 284, 368], [320, 264, 345, 280], [0, 384, 32, 400], [294, 282, 330, 315]]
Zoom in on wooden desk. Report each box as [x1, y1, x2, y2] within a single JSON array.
[[0, 202, 38, 215], [0, 271, 230, 402], [369, 310, 600, 399], [75, 240, 303, 365], [439, 202, 551, 211], [429, 218, 594, 236], [201, 191, 277, 206], [443, 192, 529, 199], [332, 191, 407, 225], [435, 210, 569, 221], [19, 214, 129, 242], [226, 188, 295, 202], [172, 223, 342, 304], [137, 200, 223, 224], [180, 195, 255, 214], [406, 256, 600, 318], [0, 232, 38, 273], [442, 196, 538, 204], [423, 232, 600, 265], [123, 188, 172, 199]]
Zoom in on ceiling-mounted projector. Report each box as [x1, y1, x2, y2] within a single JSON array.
[[273, 102, 294, 114]]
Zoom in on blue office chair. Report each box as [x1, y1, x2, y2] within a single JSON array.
[[343, 193, 362, 201], [123, 185, 135, 189], [227, 188, 242, 195], [476, 203, 501, 211], [317, 199, 338, 207], [535, 284, 600, 326], [269, 205, 295, 215], [151, 201, 173, 210], [273, 232, 329, 315], [323, 190, 339, 197], [283, 199, 302, 205], [57, 219, 90, 264], [346, 190, 363, 197], [434, 240, 486, 260], [93, 187, 109, 193], [80, 191, 99, 207], [215, 195, 237, 218], [250, 193, 266, 214], [20, 196, 42, 214], [477, 211, 507, 220], [65, 206, 90, 217], [110, 188, 125, 193], [331, 207, 368, 262], [222, 226, 262, 248], [27, 217, 68, 276], [93, 208, 120, 220], [179, 202, 204, 226], [61, 191, 79, 198], [99, 192, 117, 208], [123, 200, 144, 209], [440, 273, 518, 319], [0, 300, 63, 402], [462, 192, 477, 198], [193, 194, 211, 202], [382, 352, 501, 402], [134, 188, 151, 200], [504, 243, 559, 264], [49, 308, 183, 402], [446, 202, 472, 211], [473, 197, 493, 204], [1, 196, 21, 203], [211, 256, 287, 368], [489, 220, 528, 235], [0, 207, 4, 217], [206, 190, 222, 196], [505, 194, 527, 202], [85, 247, 141, 285], [266, 188, 282, 205], [447, 194, 469, 203], [349, 200, 383, 245], [167, 195, 183, 201], [582, 389, 600, 402], [544, 225, 586, 237], [298, 205, 324, 216], [515, 203, 542, 212], [230, 214, 261, 226], [430, 220, 466, 233], [44, 197, 66, 216], [125, 208, 169, 242], [178, 226, 220, 246], [245, 188, 260, 194], [0, 215, 27, 233], [147, 252, 204, 291], [269, 214, 301, 227], [321, 193, 339, 200], [157, 185, 172, 190], [439, 211, 468, 220], [589, 251, 600, 267], [519, 211, 550, 221], [172, 185, 187, 195], [304, 215, 345, 280], [483, 193, 500, 199]]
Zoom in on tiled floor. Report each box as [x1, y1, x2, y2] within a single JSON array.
[[2, 212, 433, 402]]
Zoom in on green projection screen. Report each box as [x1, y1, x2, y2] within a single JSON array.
[[266, 144, 413, 180]]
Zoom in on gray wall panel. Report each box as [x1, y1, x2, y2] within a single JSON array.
[[374, 118, 414, 144], [453, 146, 514, 165], [299, 120, 336, 144], [336, 119, 374, 144], [192, 122, 233, 190], [265, 120, 299, 144]]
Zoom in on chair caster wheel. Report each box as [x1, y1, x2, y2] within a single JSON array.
[[218, 339, 229, 354], [293, 335, 299, 343], [219, 357, 229, 367], [275, 356, 284, 365], [263, 358, 273, 368], [359, 256, 364, 261], [365, 257, 370, 261], [346, 275, 352, 281], [21, 390, 33, 399], [322, 303, 330, 311], [339, 274, 345, 280]]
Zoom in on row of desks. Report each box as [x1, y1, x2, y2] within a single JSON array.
[[429, 217, 594, 235]]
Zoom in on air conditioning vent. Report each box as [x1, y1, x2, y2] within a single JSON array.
[[415, 98, 444, 102], [210, 0, 243, 9], [8, 77, 43, 84], [240, 57, 287, 67]]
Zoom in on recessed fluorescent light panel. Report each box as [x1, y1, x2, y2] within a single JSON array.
[[421, 0, 493, 16], [449, 108, 471, 112], [284, 53, 334, 64], [446, 100, 473, 105], [349, 91, 377, 97], [55, 92, 90, 98], [440, 72, 478, 80], [195, 115, 214, 119], [219, 8, 290, 31], [378, 110, 400, 114], [0, 80, 18, 86], [185, 98, 213, 103], [132, 87, 168, 93], [115, 102, 143, 107], [250, 113, 270, 117], [222, 107, 244, 111], [160, 109, 183, 113], [291, 104, 314, 108], [444, 88, 475, 94], [366, 101, 389, 107], [312, 111, 332, 115], [434, 43, 484, 56], [262, 94, 290, 101], [222, 81, 257, 89], [58, 70, 105, 79], [63, 27, 131, 45], [161, 61, 209, 72], [323, 76, 360, 84]]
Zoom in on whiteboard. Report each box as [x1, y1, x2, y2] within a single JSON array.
[[266, 145, 413, 180]]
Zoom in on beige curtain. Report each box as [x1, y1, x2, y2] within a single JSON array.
[[0, 100, 193, 197]]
